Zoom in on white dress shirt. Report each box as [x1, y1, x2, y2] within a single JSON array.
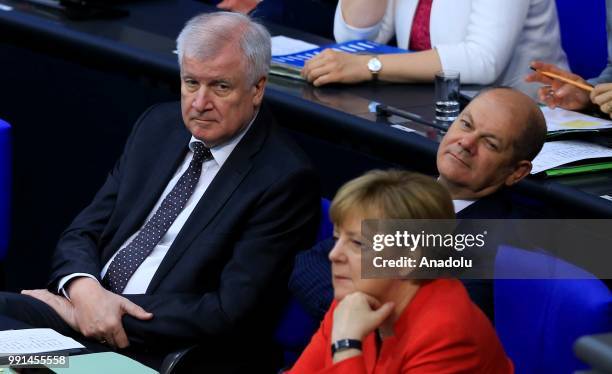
[[58, 118, 253, 295], [453, 199, 476, 213]]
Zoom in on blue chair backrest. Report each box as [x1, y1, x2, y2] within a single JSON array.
[[0, 119, 11, 260], [556, 0, 608, 79], [316, 198, 333, 242], [275, 198, 332, 368], [494, 245, 612, 374]]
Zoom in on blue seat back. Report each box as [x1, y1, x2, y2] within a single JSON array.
[[315, 198, 333, 242], [0, 119, 11, 260], [275, 198, 332, 367], [556, 0, 608, 79], [494, 246, 612, 374]]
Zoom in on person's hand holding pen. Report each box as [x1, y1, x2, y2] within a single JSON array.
[[525, 61, 612, 118], [525, 61, 593, 110]]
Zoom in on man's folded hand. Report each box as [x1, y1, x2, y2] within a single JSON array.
[[64, 277, 153, 349]]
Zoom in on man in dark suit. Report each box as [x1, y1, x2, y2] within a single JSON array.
[[0, 12, 319, 371], [289, 87, 547, 321]]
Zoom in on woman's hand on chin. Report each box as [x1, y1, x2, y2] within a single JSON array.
[[331, 291, 395, 342]]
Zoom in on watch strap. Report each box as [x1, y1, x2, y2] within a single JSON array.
[[331, 339, 362, 355]]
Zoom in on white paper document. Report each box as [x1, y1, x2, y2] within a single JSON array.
[[531, 140, 612, 174], [0, 329, 84, 355], [541, 107, 612, 133], [271, 36, 318, 57]]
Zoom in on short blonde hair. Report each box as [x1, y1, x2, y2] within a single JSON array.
[[330, 170, 455, 225]]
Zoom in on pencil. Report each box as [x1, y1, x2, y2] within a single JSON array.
[[530, 66, 593, 92]]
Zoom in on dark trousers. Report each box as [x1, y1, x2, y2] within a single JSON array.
[[0, 292, 281, 373], [0, 292, 161, 370], [0, 292, 76, 335]]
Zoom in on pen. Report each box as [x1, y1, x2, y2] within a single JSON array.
[[374, 103, 449, 131], [529, 66, 593, 92]]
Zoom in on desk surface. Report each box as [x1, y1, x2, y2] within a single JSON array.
[[1, 0, 612, 216]]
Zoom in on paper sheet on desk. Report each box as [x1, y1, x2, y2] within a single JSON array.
[[271, 36, 318, 57], [541, 107, 612, 133], [531, 140, 612, 174], [0, 329, 84, 355]]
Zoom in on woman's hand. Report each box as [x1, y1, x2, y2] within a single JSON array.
[[525, 61, 591, 110], [302, 49, 372, 87], [331, 292, 394, 342], [591, 83, 612, 118]]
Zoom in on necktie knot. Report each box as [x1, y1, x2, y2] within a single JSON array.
[[191, 142, 213, 163]]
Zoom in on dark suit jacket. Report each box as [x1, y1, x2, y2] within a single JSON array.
[[49, 102, 320, 350]]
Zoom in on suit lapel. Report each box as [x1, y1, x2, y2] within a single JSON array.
[[102, 124, 190, 265], [146, 108, 271, 293]]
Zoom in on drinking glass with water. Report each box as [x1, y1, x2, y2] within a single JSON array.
[[434, 70, 461, 125]]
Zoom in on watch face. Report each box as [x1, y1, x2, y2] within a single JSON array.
[[368, 57, 382, 73]]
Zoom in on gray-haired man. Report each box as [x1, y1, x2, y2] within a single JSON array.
[[0, 12, 319, 371]]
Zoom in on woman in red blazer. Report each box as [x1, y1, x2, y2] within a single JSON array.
[[288, 170, 513, 374]]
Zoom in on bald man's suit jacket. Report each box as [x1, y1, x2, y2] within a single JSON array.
[[48, 102, 320, 349]]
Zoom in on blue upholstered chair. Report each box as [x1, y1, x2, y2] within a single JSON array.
[[555, 0, 609, 79], [494, 245, 612, 374], [274, 198, 333, 368], [315, 198, 332, 243], [0, 119, 11, 261]]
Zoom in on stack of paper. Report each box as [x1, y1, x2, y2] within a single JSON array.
[[0, 330, 158, 373], [541, 107, 612, 136], [531, 140, 612, 174], [0, 328, 84, 356]]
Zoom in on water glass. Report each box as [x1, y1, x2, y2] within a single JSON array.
[[434, 70, 461, 124]]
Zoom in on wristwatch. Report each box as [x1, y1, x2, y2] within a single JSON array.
[[331, 339, 362, 355], [367, 56, 382, 80]]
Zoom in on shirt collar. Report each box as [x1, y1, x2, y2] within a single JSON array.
[[453, 199, 477, 213], [188, 110, 258, 168]]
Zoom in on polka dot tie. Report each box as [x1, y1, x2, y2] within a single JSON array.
[[103, 142, 213, 293]]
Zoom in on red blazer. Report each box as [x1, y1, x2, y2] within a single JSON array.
[[289, 279, 513, 374]]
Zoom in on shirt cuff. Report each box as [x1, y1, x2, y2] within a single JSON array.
[[58, 273, 99, 299], [587, 66, 612, 85]]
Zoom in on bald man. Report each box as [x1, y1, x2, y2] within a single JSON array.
[[290, 87, 547, 321], [437, 87, 546, 202]]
